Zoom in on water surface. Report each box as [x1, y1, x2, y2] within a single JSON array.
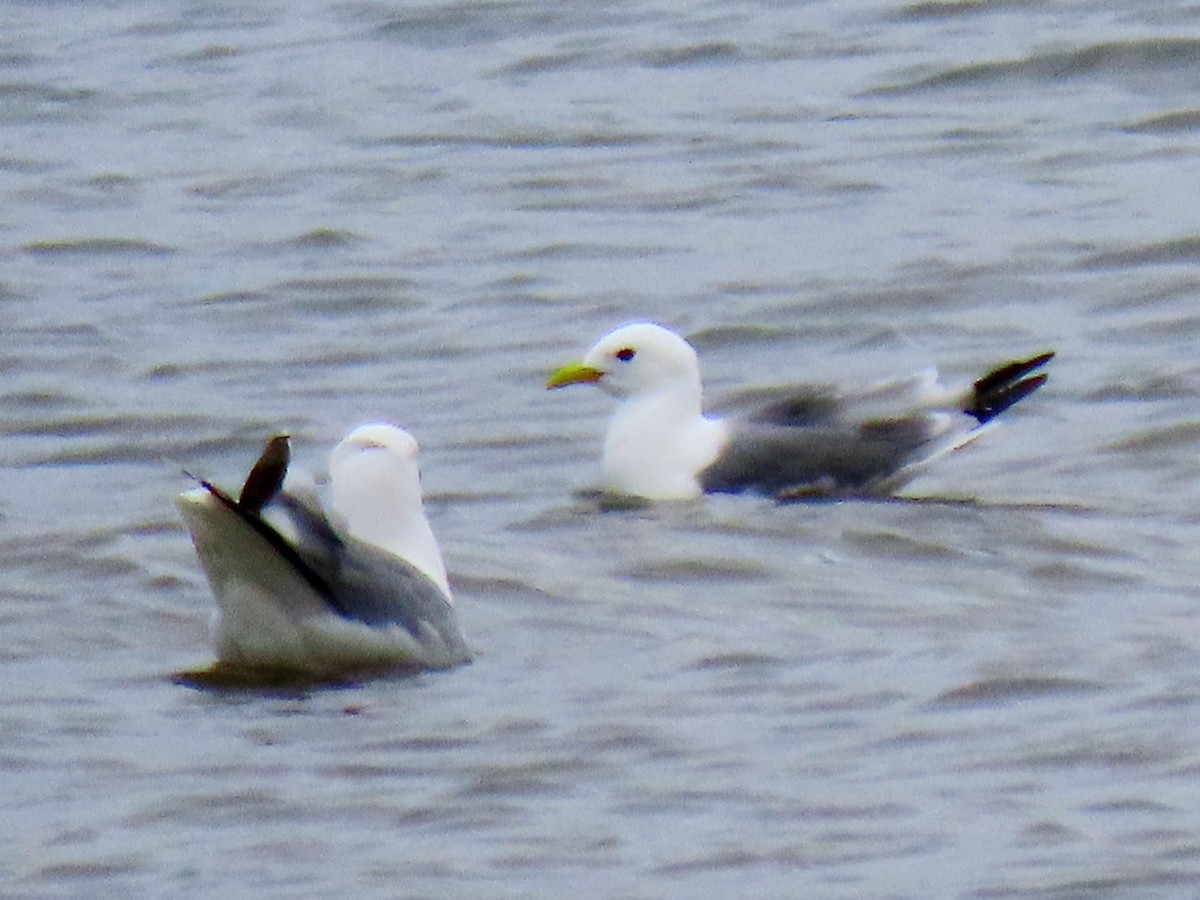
[[4, 1, 1200, 897]]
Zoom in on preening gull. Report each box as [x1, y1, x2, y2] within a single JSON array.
[[176, 424, 470, 676], [547, 322, 1053, 501]]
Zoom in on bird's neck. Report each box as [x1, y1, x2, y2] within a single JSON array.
[[603, 385, 723, 500], [372, 504, 451, 600], [333, 478, 452, 600]]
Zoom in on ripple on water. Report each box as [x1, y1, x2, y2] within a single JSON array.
[[624, 556, 774, 582], [928, 676, 1108, 710], [872, 38, 1200, 95], [1121, 109, 1200, 134], [1080, 236, 1200, 270], [21, 237, 175, 257]]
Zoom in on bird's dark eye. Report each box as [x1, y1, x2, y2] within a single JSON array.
[[615, 348, 636, 362]]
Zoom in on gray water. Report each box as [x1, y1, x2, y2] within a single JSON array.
[[4, 1, 1200, 897]]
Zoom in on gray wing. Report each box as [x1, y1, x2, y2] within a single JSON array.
[[699, 417, 940, 498], [718, 374, 943, 427], [327, 538, 465, 639], [712, 384, 842, 428], [269, 494, 463, 641], [701, 353, 1052, 498]]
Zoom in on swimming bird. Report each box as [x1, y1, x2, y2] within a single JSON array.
[[547, 322, 1053, 501], [176, 424, 470, 676]]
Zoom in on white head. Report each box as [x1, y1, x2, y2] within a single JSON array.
[[547, 322, 704, 403], [328, 423, 450, 598], [547, 323, 725, 499]]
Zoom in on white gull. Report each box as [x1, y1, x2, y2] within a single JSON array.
[[176, 423, 470, 676], [547, 322, 1053, 501]]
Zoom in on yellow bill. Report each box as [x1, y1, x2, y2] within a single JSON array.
[[546, 361, 603, 389]]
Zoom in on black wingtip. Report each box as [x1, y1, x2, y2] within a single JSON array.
[[972, 351, 1054, 396], [967, 352, 1054, 424], [194, 476, 240, 512], [239, 434, 291, 514], [186, 435, 336, 603]]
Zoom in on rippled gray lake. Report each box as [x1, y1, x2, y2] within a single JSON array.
[[5, 1, 1200, 897]]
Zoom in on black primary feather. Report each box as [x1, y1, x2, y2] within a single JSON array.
[[238, 434, 290, 513], [198, 475, 337, 605], [966, 352, 1054, 424]]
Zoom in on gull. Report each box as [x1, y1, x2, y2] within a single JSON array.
[[547, 322, 1052, 501], [176, 423, 470, 676]]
